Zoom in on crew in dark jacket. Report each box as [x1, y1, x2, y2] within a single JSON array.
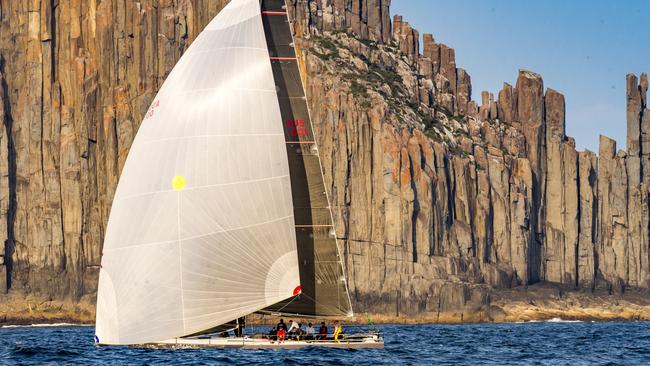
[[317, 322, 328, 340]]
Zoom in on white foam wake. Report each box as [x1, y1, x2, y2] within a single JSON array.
[[545, 317, 582, 323]]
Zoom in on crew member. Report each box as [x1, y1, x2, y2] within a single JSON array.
[[305, 322, 315, 340], [277, 327, 287, 342], [276, 318, 287, 332], [317, 322, 328, 340], [287, 319, 300, 339], [268, 326, 277, 341], [332, 320, 343, 342]]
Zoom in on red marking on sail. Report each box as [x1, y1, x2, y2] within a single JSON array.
[[293, 285, 302, 296], [144, 99, 160, 120]]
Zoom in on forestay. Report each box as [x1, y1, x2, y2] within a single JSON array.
[[95, 0, 300, 345]]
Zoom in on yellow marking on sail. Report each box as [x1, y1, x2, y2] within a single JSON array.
[[172, 176, 186, 191]]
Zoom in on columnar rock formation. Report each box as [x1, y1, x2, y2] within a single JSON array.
[[0, 0, 649, 320], [291, 0, 392, 43]]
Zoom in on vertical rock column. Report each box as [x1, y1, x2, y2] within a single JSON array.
[[0, 71, 8, 293], [563, 138, 579, 286], [392, 16, 419, 61], [625, 73, 650, 287], [479, 91, 497, 121], [290, 0, 392, 43], [577, 150, 597, 289], [422, 34, 438, 76], [640, 73, 650, 287], [509, 158, 533, 283], [515, 70, 545, 283], [626, 74, 643, 287], [497, 83, 517, 127], [419, 33, 465, 115], [597, 136, 629, 290], [543, 88, 578, 285], [457, 69, 472, 116], [487, 146, 512, 276], [542, 89, 560, 282], [641, 73, 650, 185]]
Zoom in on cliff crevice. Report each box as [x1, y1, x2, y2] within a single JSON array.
[[1, 67, 16, 293]]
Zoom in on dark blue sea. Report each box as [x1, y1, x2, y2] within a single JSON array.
[[2, 321, 650, 365]]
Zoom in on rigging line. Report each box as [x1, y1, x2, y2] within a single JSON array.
[[273, 292, 301, 314], [296, 291, 348, 316]]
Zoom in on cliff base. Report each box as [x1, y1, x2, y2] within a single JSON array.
[[2, 283, 650, 326]]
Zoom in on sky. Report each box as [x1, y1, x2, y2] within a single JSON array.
[[392, 0, 650, 152]]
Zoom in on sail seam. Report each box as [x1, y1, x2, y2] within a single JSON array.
[[104, 214, 295, 252], [178, 193, 187, 333], [115, 175, 290, 202], [166, 87, 277, 97], [137, 133, 285, 146], [185, 46, 267, 55]]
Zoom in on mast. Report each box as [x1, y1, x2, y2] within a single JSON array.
[[260, 0, 353, 318]]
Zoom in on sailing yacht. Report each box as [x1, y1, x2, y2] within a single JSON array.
[[94, 0, 383, 349]]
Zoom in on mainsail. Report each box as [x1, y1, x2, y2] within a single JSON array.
[[259, 0, 353, 318], [95, 0, 352, 346], [95, 0, 300, 345]]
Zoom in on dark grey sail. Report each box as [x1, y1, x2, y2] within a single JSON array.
[[259, 0, 353, 318]]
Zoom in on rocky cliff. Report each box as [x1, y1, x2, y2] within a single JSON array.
[[1, 0, 649, 323]]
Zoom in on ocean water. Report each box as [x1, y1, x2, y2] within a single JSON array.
[[2, 321, 650, 365]]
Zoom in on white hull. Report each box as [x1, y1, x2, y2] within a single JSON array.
[[139, 334, 384, 350]]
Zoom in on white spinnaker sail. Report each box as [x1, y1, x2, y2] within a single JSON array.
[[95, 0, 300, 345]]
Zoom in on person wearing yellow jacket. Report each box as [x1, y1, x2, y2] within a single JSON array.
[[332, 321, 343, 342]]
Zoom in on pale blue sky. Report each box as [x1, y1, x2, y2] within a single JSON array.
[[392, 0, 650, 152]]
